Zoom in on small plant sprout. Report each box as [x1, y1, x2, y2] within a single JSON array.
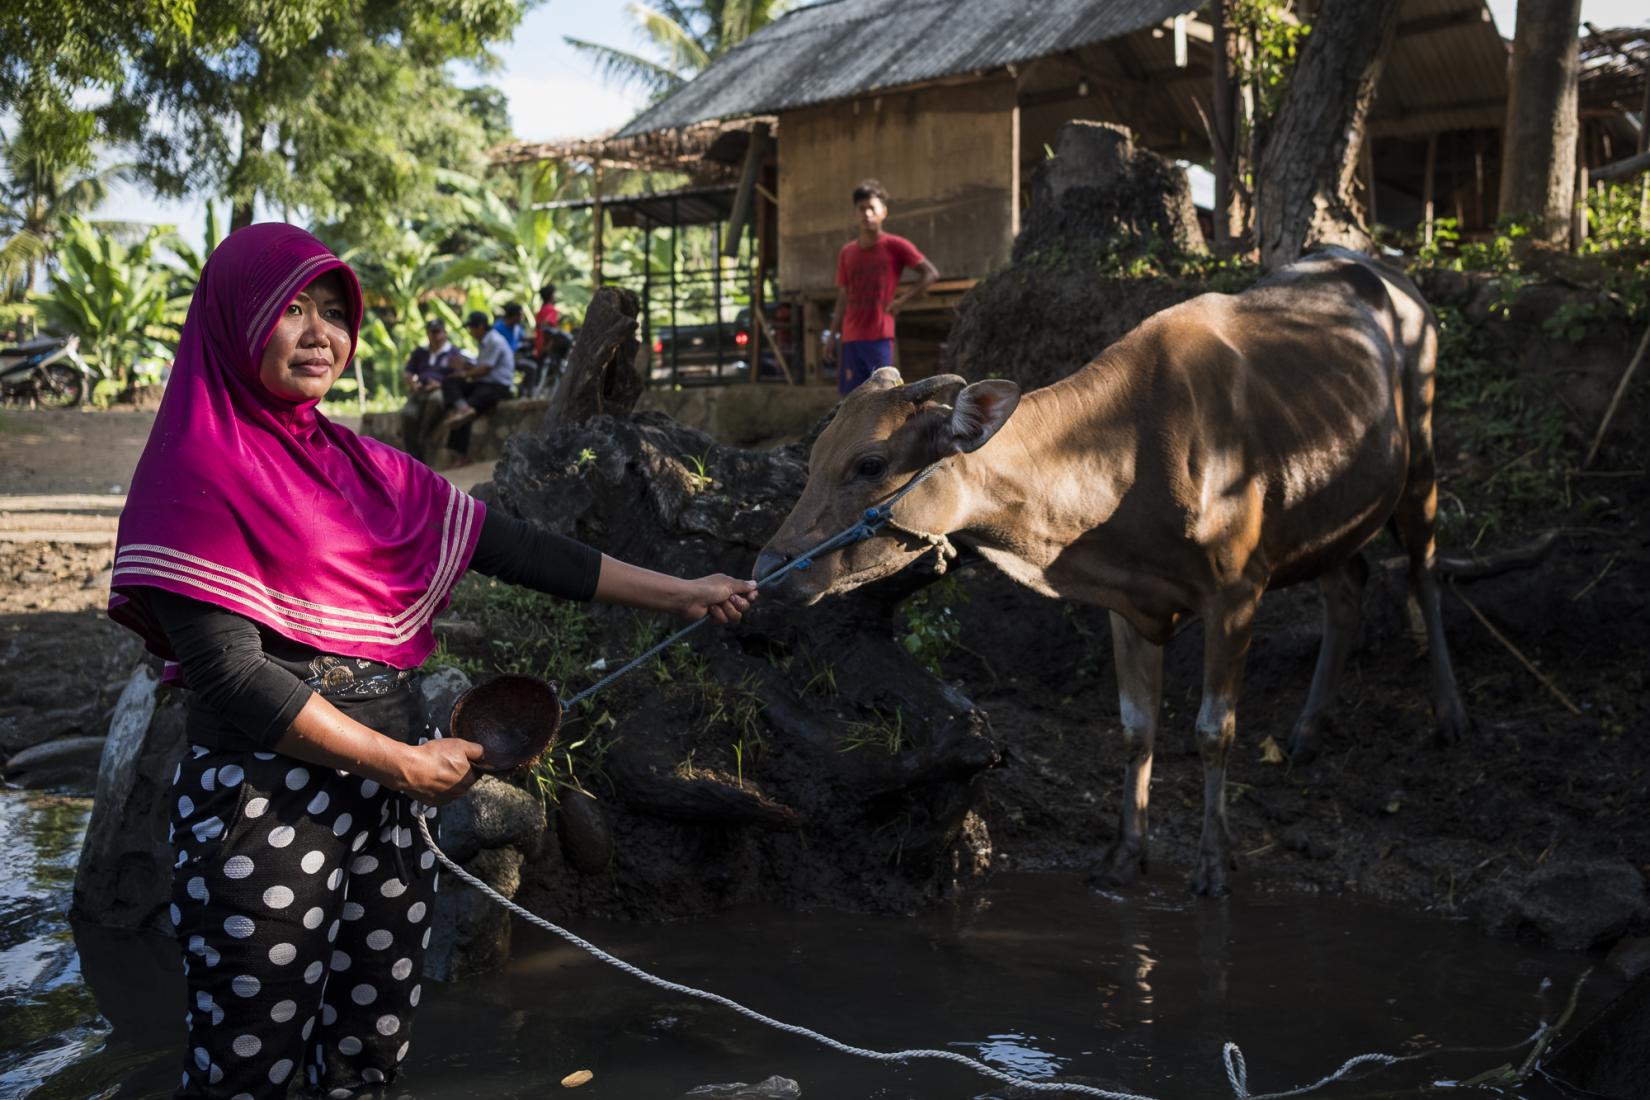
[[840, 708, 908, 755], [685, 450, 714, 492]]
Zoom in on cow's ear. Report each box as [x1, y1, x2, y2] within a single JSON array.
[[944, 380, 1020, 454]]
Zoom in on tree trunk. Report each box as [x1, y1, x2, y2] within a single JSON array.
[[539, 285, 644, 435], [230, 119, 266, 232], [1254, 0, 1401, 269], [1210, 0, 1244, 254], [1498, 0, 1583, 243]]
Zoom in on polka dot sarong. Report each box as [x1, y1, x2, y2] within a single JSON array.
[[169, 744, 439, 1098]]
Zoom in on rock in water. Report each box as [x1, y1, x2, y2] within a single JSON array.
[[555, 787, 613, 875], [3, 735, 108, 794], [73, 663, 188, 931], [1470, 858, 1650, 950]]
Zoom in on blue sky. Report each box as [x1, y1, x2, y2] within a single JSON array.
[[96, 0, 1647, 244]]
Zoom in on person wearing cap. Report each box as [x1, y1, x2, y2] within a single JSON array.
[[398, 317, 462, 462], [440, 310, 515, 453]]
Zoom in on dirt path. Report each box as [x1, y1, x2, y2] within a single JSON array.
[[0, 409, 495, 543]]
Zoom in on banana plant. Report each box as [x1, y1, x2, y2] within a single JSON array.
[[438, 163, 594, 319], [32, 217, 189, 387]]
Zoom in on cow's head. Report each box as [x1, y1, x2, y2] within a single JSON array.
[[755, 367, 1020, 604]]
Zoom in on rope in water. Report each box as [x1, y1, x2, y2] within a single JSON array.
[[415, 814, 1152, 1100], [434, 455, 1565, 1098], [418, 815, 1556, 1100]]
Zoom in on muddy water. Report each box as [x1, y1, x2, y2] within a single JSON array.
[[0, 787, 1619, 1099]]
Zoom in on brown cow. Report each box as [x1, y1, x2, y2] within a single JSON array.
[[754, 247, 1469, 896]]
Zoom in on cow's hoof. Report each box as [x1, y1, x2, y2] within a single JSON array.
[[1286, 723, 1322, 765], [1091, 840, 1146, 889], [1434, 701, 1472, 747], [1191, 850, 1232, 897]]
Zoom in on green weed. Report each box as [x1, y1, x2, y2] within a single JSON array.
[[840, 708, 907, 755]]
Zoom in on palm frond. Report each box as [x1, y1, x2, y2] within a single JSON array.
[[631, 3, 713, 73], [563, 36, 686, 97]]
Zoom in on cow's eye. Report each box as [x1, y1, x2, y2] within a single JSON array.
[[856, 456, 887, 480]]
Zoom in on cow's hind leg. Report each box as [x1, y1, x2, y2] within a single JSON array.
[[1193, 588, 1258, 897], [1394, 458, 1471, 743], [1094, 612, 1163, 888], [1286, 553, 1370, 764]]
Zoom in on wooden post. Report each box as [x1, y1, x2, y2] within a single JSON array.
[[1640, 64, 1650, 229], [750, 180, 766, 385], [1573, 156, 1589, 250], [1211, 0, 1238, 252], [1422, 131, 1438, 245], [1473, 129, 1486, 228], [592, 160, 605, 286], [724, 122, 771, 258]]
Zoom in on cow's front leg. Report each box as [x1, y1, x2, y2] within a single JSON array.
[[1193, 589, 1257, 897], [1094, 612, 1163, 888]]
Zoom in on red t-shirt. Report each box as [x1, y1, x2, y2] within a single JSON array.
[[533, 302, 560, 356], [836, 233, 925, 343]]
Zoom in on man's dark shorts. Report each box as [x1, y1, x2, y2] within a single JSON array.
[[838, 338, 893, 395]]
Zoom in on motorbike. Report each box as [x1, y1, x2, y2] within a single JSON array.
[[0, 334, 95, 408], [517, 325, 575, 400]]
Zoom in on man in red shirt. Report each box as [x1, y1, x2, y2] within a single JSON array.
[[826, 180, 938, 394], [533, 283, 561, 357]]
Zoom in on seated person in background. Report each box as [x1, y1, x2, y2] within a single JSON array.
[[398, 318, 462, 461], [440, 310, 516, 455], [493, 302, 526, 352], [533, 284, 560, 358]]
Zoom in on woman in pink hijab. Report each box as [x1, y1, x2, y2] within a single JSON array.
[[109, 224, 754, 1098]]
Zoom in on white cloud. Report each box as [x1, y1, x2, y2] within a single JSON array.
[[497, 73, 649, 143]]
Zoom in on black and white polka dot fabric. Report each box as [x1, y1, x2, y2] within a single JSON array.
[[169, 741, 439, 1098]]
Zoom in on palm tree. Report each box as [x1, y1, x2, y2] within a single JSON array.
[[443, 162, 595, 317], [566, 1, 791, 100], [0, 113, 135, 300]]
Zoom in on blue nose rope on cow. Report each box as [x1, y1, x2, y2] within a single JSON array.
[[414, 457, 1565, 1100]]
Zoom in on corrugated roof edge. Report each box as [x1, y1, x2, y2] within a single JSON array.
[[615, 0, 1196, 139]]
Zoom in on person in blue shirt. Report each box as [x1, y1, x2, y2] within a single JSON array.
[[492, 303, 526, 352], [440, 310, 516, 455]]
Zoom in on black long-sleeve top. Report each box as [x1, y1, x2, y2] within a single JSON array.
[[146, 510, 601, 752]]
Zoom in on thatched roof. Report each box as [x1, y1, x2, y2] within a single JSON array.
[[614, 0, 1198, 138]]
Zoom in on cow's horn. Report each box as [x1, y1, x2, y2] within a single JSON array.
[[902, 374, 966, 406]]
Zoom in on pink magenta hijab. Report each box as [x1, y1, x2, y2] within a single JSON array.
[[109, 223, 484, 668]]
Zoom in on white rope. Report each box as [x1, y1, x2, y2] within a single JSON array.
[[418, 815, 1151, 1100], [417, 816, 1560, 1100]]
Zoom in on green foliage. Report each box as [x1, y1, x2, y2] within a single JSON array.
[[442, 575, 602, 688], [117, 0, 527, 233], [899, 577, 966, 676], [1229, 2, 1311, 122], [656, 643, 766, 744], [1431, 303, 1572, 543], [30, 217, 188, 385], [840, 708, 908, 755], [0, 100, 138, 300], [441, 162, 594, 318], [567, 0, 792, 99], [0, 301, 39, 338]]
